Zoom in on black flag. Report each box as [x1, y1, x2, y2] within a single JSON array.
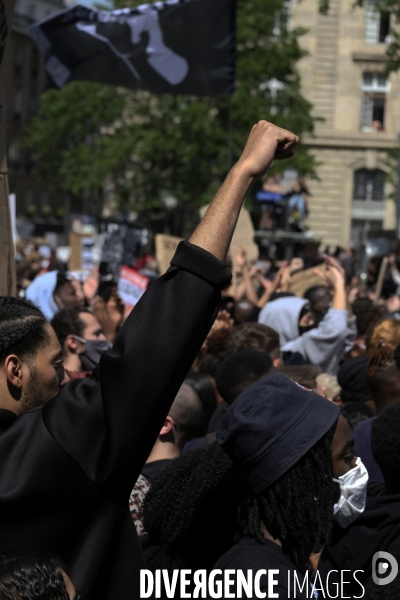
[[29, 0, 236, 96]]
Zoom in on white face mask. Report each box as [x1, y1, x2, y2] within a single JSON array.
[[332, 457, 369, 529]]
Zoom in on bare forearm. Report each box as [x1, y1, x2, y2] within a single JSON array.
[[189, 164, 253, 262], [242, 268, 259, 305], [332, 284, 347, 311], [257, 287, 273, 309], [190, 121, 299, 261]]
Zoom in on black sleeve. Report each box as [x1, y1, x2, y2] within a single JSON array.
[[43, 241, 231, 500]]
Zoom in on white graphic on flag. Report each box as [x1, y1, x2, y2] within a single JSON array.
[[76, 6, 189, 85]]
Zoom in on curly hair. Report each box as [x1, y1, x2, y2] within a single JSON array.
[[366, 318, 400, 376], [237, 434, 339, 554], [0, 555, 70, 599], [141, 443, 247, 571], [0, 297, 50, 365]]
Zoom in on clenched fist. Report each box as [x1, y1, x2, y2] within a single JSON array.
[[236, 121, 299, 181]]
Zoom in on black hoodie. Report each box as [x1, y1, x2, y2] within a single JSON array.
[[319, 494, 400, 596]]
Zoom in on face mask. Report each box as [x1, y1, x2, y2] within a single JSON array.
[[332, 457, 368, 528], [73, 336, 112, 371], [299, 324, 317, 336]]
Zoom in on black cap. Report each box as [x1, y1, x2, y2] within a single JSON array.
[[216, 373, 340, 494]]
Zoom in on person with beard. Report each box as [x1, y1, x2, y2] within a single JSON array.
[[319, 403, 400, 596], [0, 120, 300, 600], [258, 256, 356, 374], [51, 307, 111, 378]]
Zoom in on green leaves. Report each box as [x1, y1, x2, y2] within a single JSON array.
[[25, 0, 318, 213]]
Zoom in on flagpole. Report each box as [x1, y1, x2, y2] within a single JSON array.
[[227, 95, 233, 172]]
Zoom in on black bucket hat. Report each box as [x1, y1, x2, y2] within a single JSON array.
[[216, 372, 340, 494]]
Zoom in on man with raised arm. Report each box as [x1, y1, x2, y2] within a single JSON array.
[[0, 122, 299, 599]]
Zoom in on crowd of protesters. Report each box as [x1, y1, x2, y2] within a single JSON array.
[[1, 122, 400, 599]]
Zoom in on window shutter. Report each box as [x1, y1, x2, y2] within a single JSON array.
[[361, 95, 373, 128], [365, 0, 380, 43]]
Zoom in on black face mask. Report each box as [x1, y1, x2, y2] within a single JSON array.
[[312, 310, 325, 326], [73, 336, 112, 371], [298, 324, 317, 336]]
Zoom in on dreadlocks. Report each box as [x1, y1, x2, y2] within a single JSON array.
[[237, 434, 339, 553], [141, 443, 247, 571]]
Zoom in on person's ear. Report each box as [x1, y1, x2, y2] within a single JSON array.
[[3, 355, 25, 391], [159, 415, 175, 437], [65, 335, 81, 354], [273, 357, 283, 370]]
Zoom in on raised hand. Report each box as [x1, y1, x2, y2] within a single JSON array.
[[83, 267, 99, 302], [314, 255, 345, 291], [235, 246, 248, 269], [236, 121, 300, 181]]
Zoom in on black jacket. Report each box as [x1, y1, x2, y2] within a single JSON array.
[[320, 494, 400, 596], [213, 538, 308, 599], [0, 241, 231, 600]]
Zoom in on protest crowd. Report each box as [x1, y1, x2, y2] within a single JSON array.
[[3, 121, 400, 600]]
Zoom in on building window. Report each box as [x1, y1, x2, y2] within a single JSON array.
[[365, 0, 391, 44], [353, 168, 385, 201], [360, 72, 388, 131], [351, 169, 386, 246], [8, 140, 21, 170]]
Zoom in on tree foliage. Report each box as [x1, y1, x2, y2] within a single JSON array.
[[25, 0, 318, 213], [319, 0, 400, 74]]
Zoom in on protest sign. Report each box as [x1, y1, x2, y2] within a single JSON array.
[[289, 264, 328, 297], [199, 205, 258, 267], [118, 266, 149, 314], [374, 256, 388, 304], [69, 232, 94, 272], [155, 234, 184, 275]]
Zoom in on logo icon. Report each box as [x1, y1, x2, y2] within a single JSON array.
[[372, 552, 398, 586]]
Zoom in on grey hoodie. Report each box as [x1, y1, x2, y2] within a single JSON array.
[[258, 296, 356, 374]]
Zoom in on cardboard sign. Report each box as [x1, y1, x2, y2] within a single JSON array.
[[289, 264, 328, 297], [155, 234, 184, 275], [199, 205, 259, 266], [69, 232, 94, 272], [118, 266, 149, 310]]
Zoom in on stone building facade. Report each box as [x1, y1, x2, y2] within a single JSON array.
[[7, 0, 65, 219], [291, 0, 400, 247]]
